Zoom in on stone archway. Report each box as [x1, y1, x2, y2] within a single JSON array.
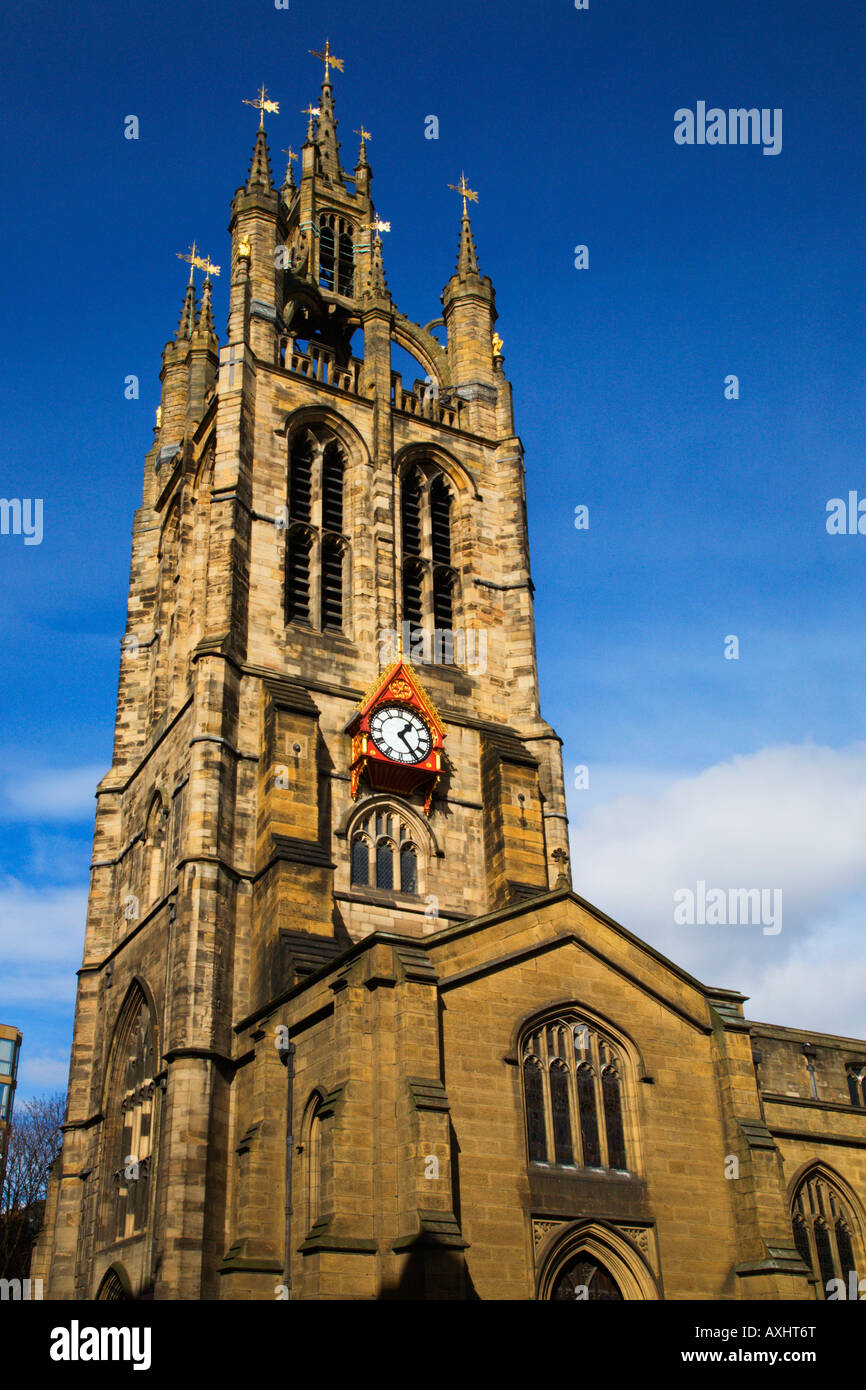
[[536, 1222, 660, 1301]]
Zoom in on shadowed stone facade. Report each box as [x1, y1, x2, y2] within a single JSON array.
[[34, 64, 866, 1301]]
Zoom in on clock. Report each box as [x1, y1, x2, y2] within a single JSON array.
[[369, 705, 432, 764], [345, 660, 446, 813]]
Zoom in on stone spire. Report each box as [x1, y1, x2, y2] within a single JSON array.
[[456, 209, 480, 278], [196, 276, 215, 335], [365, 233, 388, 298], [176, 277, 197, 341], [247, 126, 274, 191], [316, 80, 342, 183], [281, 146, 297, 206]]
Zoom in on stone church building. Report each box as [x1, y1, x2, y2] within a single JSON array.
[[34, 58, 866, 1301]]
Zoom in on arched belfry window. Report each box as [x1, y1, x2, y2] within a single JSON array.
[[285, 430, 348, 634], [318, 214, 354, 297], [102, 987, 157, 1245], [791, 1170, 863, 1298], [521, 1017, 630, 1173], [399, 464, 460, 663], [349, 807, 423, 896]]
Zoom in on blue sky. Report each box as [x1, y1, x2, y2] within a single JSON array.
[[1, 0, 864, 1099]]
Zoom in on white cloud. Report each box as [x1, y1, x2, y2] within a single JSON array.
[[0, 879, 86, 1010], [568, 742, 866, 1038], [16, 1051, 71, 1098], [0, 765, 103, 822]]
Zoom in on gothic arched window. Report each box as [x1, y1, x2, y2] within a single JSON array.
[[348, 808, 423, 899], [304, 1094, 324, 1232], [791, 1171, 863, 1297], [102, 987, 157, 1245], [319, 214, 354, 296], [285, 431, 348, 634], [375, 841, 394, 891], [398, 464, 460, 662], [520, 1016, 631, 1173], [350, 836, 369, 887], [400, 844, 418, 895]]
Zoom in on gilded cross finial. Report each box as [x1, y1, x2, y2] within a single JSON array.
[[302, 104, 321, 120], [448, 171, 479, 217], [282, 146, 298, 166], [243, 84, 280, 129], [311, 39, 344, 80], [355, 126, 372, 144], [198, 255, 221, 280]]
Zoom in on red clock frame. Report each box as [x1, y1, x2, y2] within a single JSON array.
[[345, 660, 446, 813]]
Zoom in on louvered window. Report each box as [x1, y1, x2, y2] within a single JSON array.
[[321, 539, 343, 631], [322, 443, 344, 532], [286, 528, 311, 624], [430, 476, 451, 565]]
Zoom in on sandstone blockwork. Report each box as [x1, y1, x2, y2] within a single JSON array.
[[34, 68, 866, 1301]]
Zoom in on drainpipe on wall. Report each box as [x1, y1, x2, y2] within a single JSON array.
[[278, 1037, 296, 1298]]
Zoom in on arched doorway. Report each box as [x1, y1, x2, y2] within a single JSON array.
[[96, 1266, 131, 1301], [537, 1222, 660, 1301]]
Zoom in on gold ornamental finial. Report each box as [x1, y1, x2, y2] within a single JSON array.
[[243, 84, 280, 129], [355, 126, 372, 144], [311, 39, 344, 80], [448, 171, 478, 217], [362, 217, 391, 241], [282, 145, 298, 166], [302, 104, 321, 121], [177, 243, 220, 282], [176, 240, 201, 285]]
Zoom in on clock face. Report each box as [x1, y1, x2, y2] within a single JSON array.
[[369, 705, 432, 764]]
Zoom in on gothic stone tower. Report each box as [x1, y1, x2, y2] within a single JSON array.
[[36, 58, 866, 1306], [35, 62, 571, 1300]]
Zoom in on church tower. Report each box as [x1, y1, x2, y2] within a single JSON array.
[[35, 48, 866, 1309], [35, 52, 570, 1300]]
